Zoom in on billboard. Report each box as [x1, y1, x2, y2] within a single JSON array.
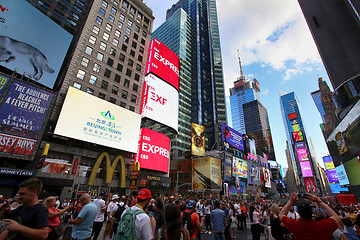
[[292, 123, 300, 132], [326, 168, 339, 183], [0, 74, 10, 96], [263, 168, 271, 188], [146, 38, 180, 91], [224, 154, 233, 182], [192, 157, 221, 190], [191, 123, 205, 156], [135, 128, 170, 173], [140, 73, 179, 132], [296, 148, 309, 161], [268, 160, 278, 169], [300, 161, 313, 177], [248, 138, 257, 161], [295, 142, 306, 149], [222, 123, 244, 151], [0, 79, 54, 159], [248, 164, 261, 185], [288, 112, 298, 120], [0, 0, 72, 89], [323, 156, 335, 169], [233, 157, 248, 178], [330, 183, 348, 194], [54, 87, 141, 153], [335, 164, 350, 187], [343, 157, 360, 186], [304, 177, 317, 193], [292, 131, 304, 142]]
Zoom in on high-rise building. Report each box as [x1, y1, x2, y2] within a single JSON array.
[[151, 0, 226, 157], [280, 91, 322, 193]]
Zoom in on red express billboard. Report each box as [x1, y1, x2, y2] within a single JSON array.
[[146, 39, 180, 91], [136, 128, 170, 173]]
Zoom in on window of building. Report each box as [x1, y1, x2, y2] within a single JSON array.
[[124, 79, 130, 88], [119, 53, 125, 62], [134, 73, 140, 81], [109, 97, 116, 103], [129, 13, 134, 19], [98, 92, 106, 99], [133, 83, 138, 92], [126, 27, 131, 35], [114, 74, 121, 83], [112, 85, 119, 95], [111, 7, 117, 15], [93, 63, 101, 73], [89, 35, 96, 45], [106, 23, 112, 32], [137, 55, 143, 62], [130, 49, 135, 57], [137, 12, 142, 20], [87, 87, 94, 95], [89, 75, 97, 85], [126, 68, 132, 77], [97, 52, 104, 61], [115, 29, 121, 38], [81, 57, 90, 67], [99, 42, 107, 51], [139, 46, 144, 53], [93, 25, 100, 34], [102, 0, 108, 8], [120, 101, 126, 108], [117, 63, 123, 72], [122, 0, 128, 8], [131, 94, 137, 103], [136, 64, 141, 71], [142, 30, 147, 38], [101, 80, 108, 90], [112, 38, 119, 46], [135, 25, 140, 32], [73, 82, 82, 89], [128, 59, 134, 67], [99, 8, 106, 16], [76, 69, 85, 80], [130, 6, 136, 14], [110, 48, 116, 56], [113, 0, 118, 6], [129, 106, 135, 112], [85, 46, 93, 55], [117, 21, 123, 29], [104, 68, 111, 78], [96, 16, 103, 25], [121, 90, 128, 99], [141, 38, 145, 45], [108, 15, 115, 23], [131, 41, 137, 49], [121, 44, 127, 52], [120, 13, 125, 21], [127, 19, 133, 27], [103, 32, 110, 41], [121, 7, 126, 12], [107, 57, 114, 67], [123, 35, 129, 43], [133, 33, 138, 40]]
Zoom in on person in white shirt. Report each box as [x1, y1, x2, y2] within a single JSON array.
[[104, 194, 119, 240], [234, 201, 243, 231], [91, 192, 106, 240], [286, 206, 300, 220]]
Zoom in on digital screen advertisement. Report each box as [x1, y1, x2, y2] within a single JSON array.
[[304, 177, 317, 193], [146, 38, 180, 91], [224, 154, 233, 182], [292, 123, 300, 132], [135, 128, 170, 173], [330, 183, 348, 194], [288, 112, 298, 120], [192, 157, 221, 190], [296, 148, 309, 161], [248, 164, 261, 185], [191, 123, 205, 156], [233, 157, 248, 178], [343, 157, 360, 186], [326, 168, 339, 183], [263, 168, 271, 188], [268, 160, 278, 169], [323, 156, 335, 169], [54, 87, 141, 153], [248, 138, 257, 161], [335, 164, 350, 187], [0, 74, 10, 96], [300, 161, 313, 177], [295, 142, 306, 149], [140, 73, 179, 132], [0, 0, 72, 89], [222, 123, 244, 151], [292, 131, 304, 142]]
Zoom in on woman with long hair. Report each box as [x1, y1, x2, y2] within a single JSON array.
[[156, 203, 190, 240], [228, 203, 238, 239], [43, 196, 72, 240], [249, 204, 261, 240]]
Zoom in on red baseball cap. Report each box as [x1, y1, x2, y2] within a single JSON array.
[[137, 189, 151, 200]]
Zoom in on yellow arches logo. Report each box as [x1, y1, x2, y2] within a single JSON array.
[[88, 152, 126, 188]]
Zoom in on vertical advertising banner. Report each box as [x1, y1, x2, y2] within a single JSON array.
[[296, 148, 309, 161], [322, 156, 339, 183], [335, 164, 350, 186], [300, 161, 313, 177], [263, 168, 271, 188], [248, 138, 257, 161], [0, 80, 54, 159], [222, 123, 244, 151], [192, 157, 221, 190], [224, 154, 233, 182], [304, 177, 317, 193], [191, 123, 205, 156], [248, 164, 261, 185], [232, 157, 248, 178]]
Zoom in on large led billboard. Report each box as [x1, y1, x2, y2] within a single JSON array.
[[191, 123, 205, 156], [192, 157, 221, 190], [54, 87, 141, 153], [248, 138, 257, 161], [295, 142, 306, 149], [224, 154, 233, 182], [0, 79, 54, 160], [326, 168, 339, 183], [233, 157, 248, 178], [323, 156, 335, 170], [304, 177, 317, 193], [329, 183, 348, 194], [146, 39, 180, 91], [300, 161, 313, 177], [141, 73, 179, 132], [0, 0, 72, 89], [292, 131, 304, 142], [268, 160, 278, 169], [296, 148, 309, 161], [222, 123, 244, 151], [288, 112, 298, 120], [343, 157, 360, 186], [135, 128, 170, 173], [0, 74, 10, 96], [335, 164, 350, 187], [263, 168, 271, 188], [248, 164, 261, 185]]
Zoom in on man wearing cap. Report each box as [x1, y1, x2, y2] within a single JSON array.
[[182, 199, 205, 240], [279, 193, 341, 240], [103, 194, 119, 240], [91, 192, 106, 240]]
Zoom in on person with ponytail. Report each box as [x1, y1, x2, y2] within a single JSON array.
[[249, 204, 262, 240]]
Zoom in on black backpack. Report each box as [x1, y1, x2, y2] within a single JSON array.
[[114, 203, 126, 222], [182, 211, 195, 237]]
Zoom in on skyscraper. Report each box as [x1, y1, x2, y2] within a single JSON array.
[[151, 0, 226, 157]]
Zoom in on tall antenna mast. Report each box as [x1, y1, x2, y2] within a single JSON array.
[[237, 49, 243, 76]]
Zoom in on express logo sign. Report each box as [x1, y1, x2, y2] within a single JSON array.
[[146, 38, 180, 91]]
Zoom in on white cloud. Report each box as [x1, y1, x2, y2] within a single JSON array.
[[261, 88, 270, 95]]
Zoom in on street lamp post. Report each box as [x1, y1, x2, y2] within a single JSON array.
[[175, 171, 183, 196]]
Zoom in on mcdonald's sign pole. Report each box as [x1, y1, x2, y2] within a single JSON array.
[[130, 161, 140, 189]]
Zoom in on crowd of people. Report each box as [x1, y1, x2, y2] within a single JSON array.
[[0, 178, 360, 240]]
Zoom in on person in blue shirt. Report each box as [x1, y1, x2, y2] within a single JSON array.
[[211, 201, 227, 240], [69, 194, 97, 240]]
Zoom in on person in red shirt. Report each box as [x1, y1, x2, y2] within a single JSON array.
[[279, 193, 341, 240], [181, 200, 205, 240]]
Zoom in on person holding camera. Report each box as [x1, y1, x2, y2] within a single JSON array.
[[279, 193, 341, 240]]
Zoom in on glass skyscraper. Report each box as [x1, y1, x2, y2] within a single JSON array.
[[152, 0, 226, 157]]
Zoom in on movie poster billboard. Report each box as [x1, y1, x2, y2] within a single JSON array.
[[224, 154, 233, 182], [296, 148, 309, 161], [0, 80, 54, 159], [0, 0, 72, 89], [191, 123, 205, 156], [222, 123, 244, 151], [263, 168, 271, 188], [232, 157, 248, 178], [192, 157, 221, 190], [304, 177, 317, 193]]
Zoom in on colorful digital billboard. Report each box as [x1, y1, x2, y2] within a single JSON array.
[[296, 148, 309, 161], [222, 123, 244, 151], [268, 160, 278, 169], [0, 0, 72, 89], [326, 168, 339, 183], [295, 142, 306, 149], [191, 123, 205, 156], [292, 131, 304, 142], [323, 156, 335, 169], [288, 112, 298, 120], [335, 164, 350, 187], [300, 161, 313, 177], [0, 79, 54, 159], [140, 73, 179, 132], [224, 154, 233, 182], [192, 157, 221, 190], [135, 128, 170, 173], [329, 183, 348, 194], [248, 138, 257, 161], [248, 164, 261, 185], [0, 74, 10, 96], [233, 157, 248, 178], [292, 123, 300, 132], [343, 157, 360, 186], [263, 168, 271, 188], [54, 87, 141, 153], [304, 177, 317, 193], [146, 38, 180, 91]]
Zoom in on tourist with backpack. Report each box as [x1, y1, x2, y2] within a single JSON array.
[[112, 196, 127, 235], [113, 188, 156, 240], [182, 200, 205, 240]]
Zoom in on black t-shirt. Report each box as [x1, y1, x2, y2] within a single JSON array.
[[8, 203, 49, 240]]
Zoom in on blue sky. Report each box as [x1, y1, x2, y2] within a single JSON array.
[[145, 0, 331, 168]]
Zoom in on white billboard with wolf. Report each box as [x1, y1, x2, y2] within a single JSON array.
[[0, 0, 72, 89]]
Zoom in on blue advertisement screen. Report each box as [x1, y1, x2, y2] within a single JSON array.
[[330, 183, 348, 194], [224, 154, 233, 182], [335, 165, 350, 186], [222, 123, 244, 151]]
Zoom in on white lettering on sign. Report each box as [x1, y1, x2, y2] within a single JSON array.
[[153, 51, 179, 76], [142, 142, 169, 158]]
